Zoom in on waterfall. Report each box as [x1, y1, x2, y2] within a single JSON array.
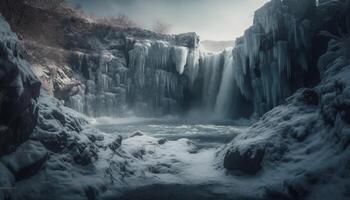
[[201, 52, 223, 111], [214, 48, 234, 117]]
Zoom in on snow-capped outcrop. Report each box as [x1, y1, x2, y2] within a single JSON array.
[[0, 16, 41, 156]]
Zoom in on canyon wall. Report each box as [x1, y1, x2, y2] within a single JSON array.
[[0, 0, 334, 120]]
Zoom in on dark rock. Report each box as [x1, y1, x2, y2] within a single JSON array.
[[72, 144, 99, 166], [108, 136, 122, 152], [0, 162, 14, 188], [51, 109, 66, 125], [0, 126, 14, 154], [0, 17, 41, 156], [41, 131, 69, 153], [301, 88, 319, 105], [223, 147, 265, 175], [334, 98, 350, 124], [157, 138, 167, 145], [132, 148, 146, 159], [85, 186, 98, 200]]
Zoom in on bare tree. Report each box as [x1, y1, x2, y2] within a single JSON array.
[[152, 20, 172, 34], [98, 14, 137, 29]]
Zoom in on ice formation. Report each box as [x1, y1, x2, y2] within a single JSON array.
[[220, 31, 350, 199], [219, 0, 316, 117]]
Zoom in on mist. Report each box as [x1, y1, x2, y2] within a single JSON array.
[[68, 0, 268, 40]]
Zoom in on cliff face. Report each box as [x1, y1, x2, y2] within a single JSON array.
[[0, 0, 346, 120], [220, 1, 350, 199], [0, 0, 200, 117], [0, 0, 329, 119], [0, 16, 41, 156]]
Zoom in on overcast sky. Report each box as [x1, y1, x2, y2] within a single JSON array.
[[68, 0, 269, 41]]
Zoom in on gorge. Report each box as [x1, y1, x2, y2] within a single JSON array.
[[0, 0, 350, 199]]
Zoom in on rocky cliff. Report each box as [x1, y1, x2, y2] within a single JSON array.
[[0, 0, 323, 119], [0, 15, 41, 156], [220, 1, 350, 199]]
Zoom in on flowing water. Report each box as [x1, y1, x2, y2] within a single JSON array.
[[92, 117, 256, 200]]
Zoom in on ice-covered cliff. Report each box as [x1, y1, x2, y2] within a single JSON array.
[[0, 0, 321, 119], [0, 0, 201, 117], [220, 1, 350, 199]]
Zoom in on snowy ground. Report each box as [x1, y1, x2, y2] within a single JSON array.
[[92, 117, 250, 199]]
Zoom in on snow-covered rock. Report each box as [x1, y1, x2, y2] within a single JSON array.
[[0, 16, 41, 156], [220, 28, 350, 200]]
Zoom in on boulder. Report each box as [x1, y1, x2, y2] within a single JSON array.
[[223, 147, 265, 175]]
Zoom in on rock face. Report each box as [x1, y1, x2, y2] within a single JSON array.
[[0, 0, 321, 119], [0, 16, 41, 156], [0, 0, 201, 117], [220, 1, 350, 199]]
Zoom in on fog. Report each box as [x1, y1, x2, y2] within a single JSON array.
[[68, 0, 268, 40]]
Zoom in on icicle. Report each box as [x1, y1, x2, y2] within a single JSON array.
[[273, 41, 291, 79], [128, 42, 149, 89]]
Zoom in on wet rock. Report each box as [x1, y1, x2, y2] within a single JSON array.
[[223, 147, 265, 175]]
